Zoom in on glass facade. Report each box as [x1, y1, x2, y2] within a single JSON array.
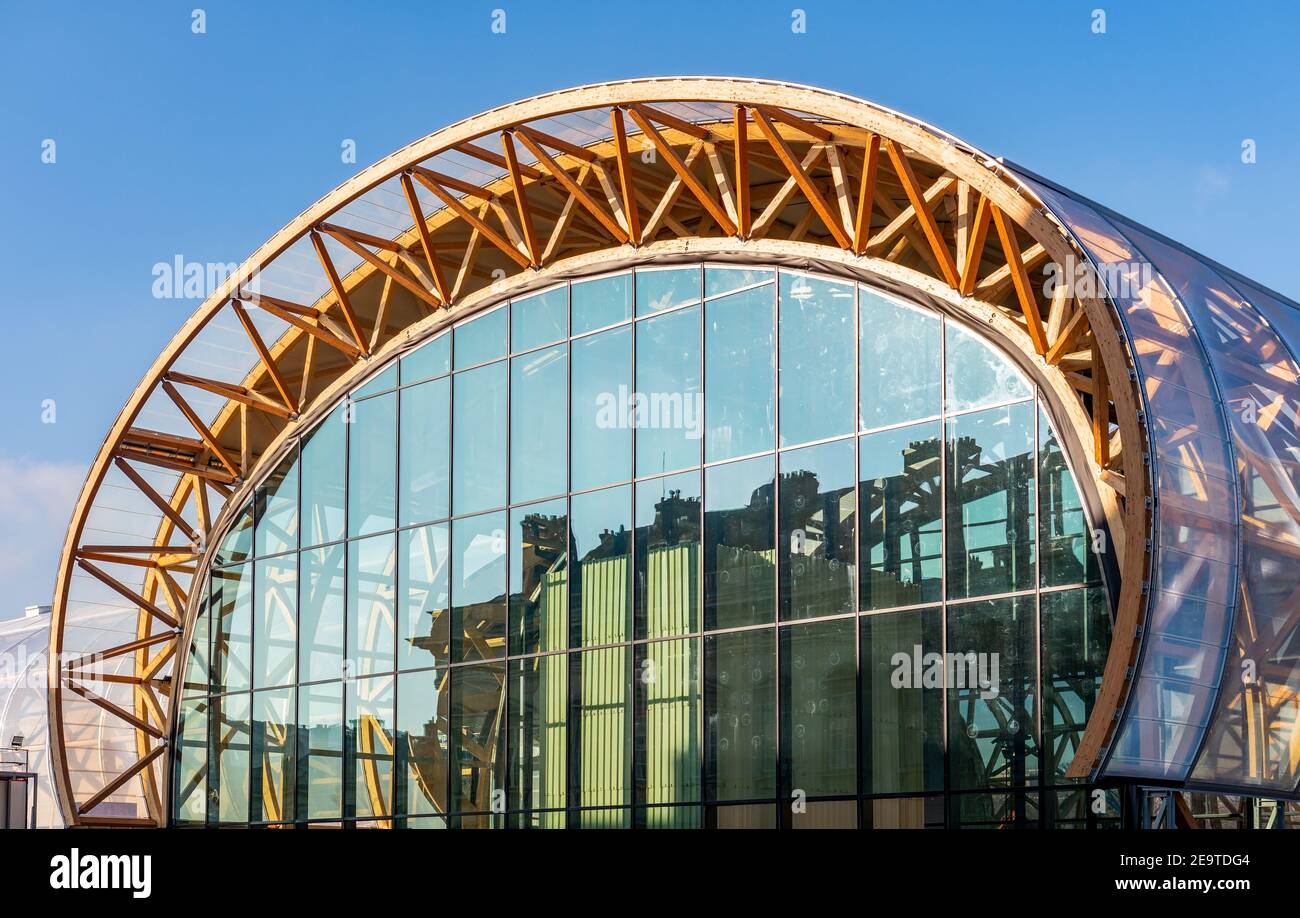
[[174, 264, 1111, 828]]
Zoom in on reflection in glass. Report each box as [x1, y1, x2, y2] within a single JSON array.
[[219, 503, 253, 564], [705, 265, 773, 299], [349, 391, 396, 537], [635, 472, 701, 639], [571, 272, 631, 335], [353, 364, 397, 400], [782, 618, 856, 796], [1039, 406, 1098, 587], [780, 439, 856, 619], [509, 499, 568, 655], [945, 321, 1031, 413], [508, 655, 567, 824], [450, 662, 506, 815], [567, 486, 631, 648], [454, 305, 506, 369], [571, 646, 632, 823], [779, 272, 854, 446], [398, 524, 449, 670], [946, 403, 1036, 599], [1041, 587, 1110, 781], [635, 305, 701, 476], [254, 449, 298, 557], [213, 692, 250, 824], [399, 331, 449, 385], [254, 555, 296, 688], [298, 681, 344, 820], [173, 698, 208, 823], [301, 405, 346, 547], [348, 534, 396, 676], [452, 511, 507, 663], [860, 422, 942, 610], [348, 675, 395, 821], [511, 343, 568, 503], [705, 283, 774, 462], [571, 325, 631, 492], [399, 377, 449, 526], [705, 456, 774, 630], [212, 563, 251, 692], [860, 289, 941, 429], [637, 638, 701, 812], [636, 265, 700, 316], [511, 285, 567, 352], [452, 360, 507, 515], [861, 607, 943, 793], [706, 628, 775, 801], [299, 544, 345, 684], [396, 668, 448, 818], [251, 688, 295, 823]]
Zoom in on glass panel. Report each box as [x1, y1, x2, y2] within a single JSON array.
[[1041, 587, 1110, 781], [781, 617, 856, 797], [353, 364, 397, 400], [869, 796, 945, 828], [508, 655, 567, 822], [780, 439, 856, 619], [219, 503, 253, 565], [398, 523, 449, 670], [637, 637, 701, 806], [510, 342, 568, 503], [254, 449, 298, 557], [705, 283, 775, 462], [250, 688, 295, 823], [173, 698, 208, 824], [182, 597, 210, 697], [778, 272, 855, 446], [212, 562, 251, 692], [254, 554, 296, 689], [454, 305, 506, 369], [860, 289, 941, 429], [859, 422, 943, 610], [348, 675, 395, 820], [348, 390, 396, 537], [399, 376, 449, 527], [861, 607, 944, 794], [511, 285, 567, 352], [452, 360, 507, 515], [299, 544, 346, 684], [298, 681, 344, 820], [635, 471, 701, 639], [572, 272, 631, 335], [399, 331, 450, 385], [450, 662, 506, 814], [705, 628, 776, 801], [705, 455, 775, 630], [572, 646, 632, 816], [452, 511, 507, 663], [396, 668, 448, 818], [944, 321, 1032, 413], [946, 402, 1037, 600], [571, 324, 632, 492], [710, 802, 775, 828], [705, 265, 774, 299], [571, 485, 632, 646], [213, 692, 250, 824], [348, 533, 396, 677], [509, 498, 568, 655], [947, 596, 1038, 790], [635, 304, 701, 476], [301, 405, 346, 547], [636, 265, 700, 316], [792, 800, 857, 829], [1039, 406, 1099, 587]]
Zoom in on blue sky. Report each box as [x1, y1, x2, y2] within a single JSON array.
[[2, 0, 1298, 616]]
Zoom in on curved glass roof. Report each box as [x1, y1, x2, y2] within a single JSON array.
[[1017, 170, 1300, 793]]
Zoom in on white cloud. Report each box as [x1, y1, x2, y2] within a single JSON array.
[[0, 454, 86, 618]]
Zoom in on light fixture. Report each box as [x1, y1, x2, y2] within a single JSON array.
[[9, 736, 22, 749]]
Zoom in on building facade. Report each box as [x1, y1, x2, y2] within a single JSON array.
[[42, 79, 1300, 829]]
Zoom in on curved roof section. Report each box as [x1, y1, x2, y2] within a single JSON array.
[[1018, 171, 1300, 792]]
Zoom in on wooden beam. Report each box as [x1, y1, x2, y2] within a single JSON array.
[[112, 457, 200, 543], [884, 139, 959, 287], [991, 204, 1049, 355], [75, 559, 179, 629], [1092, 344, 1110, 467], [65, 681, 164, 740], [501, 131, 541, 265], [960, 194, 993, 296], [454, 140, 542, 179], [852, 134, 880, 254], [321, 223, 442, 308], [865, 175, 956, 256], [230, 300, 297, 415], [160, 380, 241, 480], [626, 103, 711, 141], [512, 128, 629, 244], [734, 105, 751, 238], [751, 108, 850, 248], [705, 142, 740, 228], [754, 104, 832, 141], [625, 106, 737, 237], [163, 370, 294, 420], [245, 296, 364, 360], [610, 108, 642, 245], [1046, 306, 1090, 365], [411, 169, 533, 269], [63, 632, 176, 672], [752, 144, 824, 239], [309, 229, 367, 353], [409, 165, 496, 199], [399, 172, 452, 303], [77, 744, 167, 815], [515, 124, 599, 162]]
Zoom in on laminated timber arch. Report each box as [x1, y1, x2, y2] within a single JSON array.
[[48, 77, 1149, 826]]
